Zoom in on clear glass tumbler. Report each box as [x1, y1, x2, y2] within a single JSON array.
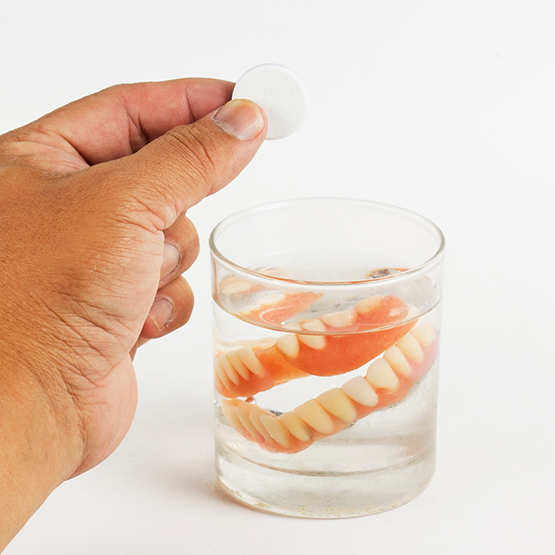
[[209, 198, 444, 518]]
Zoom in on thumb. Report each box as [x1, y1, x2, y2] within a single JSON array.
[[102, 99, 267, 229]]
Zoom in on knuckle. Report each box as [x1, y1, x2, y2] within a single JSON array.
[[163, 126, 218, 188]]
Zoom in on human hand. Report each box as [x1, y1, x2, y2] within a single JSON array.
[[0, 79, 266, 548]]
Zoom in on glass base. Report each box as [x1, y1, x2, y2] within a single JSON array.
[[215, 439, 435, 519]]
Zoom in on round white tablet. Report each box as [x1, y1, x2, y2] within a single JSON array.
[[232, 64, 308, 140]]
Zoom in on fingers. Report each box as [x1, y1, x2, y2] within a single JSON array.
[[160, 216, 200, 288], [22, 79, 236, 165], [6, 78, 268, 231], [141, 276, 194, 340], [101, 98, 267, 227], [133, 216, 199, 356]]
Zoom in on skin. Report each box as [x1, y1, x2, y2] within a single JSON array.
[[0, 79, 267, 551]]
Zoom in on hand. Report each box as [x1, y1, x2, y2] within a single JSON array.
[[0, 79, 266, 549]]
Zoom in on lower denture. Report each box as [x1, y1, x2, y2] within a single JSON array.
[[220, 323, 439, 454]]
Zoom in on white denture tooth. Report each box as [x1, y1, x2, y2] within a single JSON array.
[[220, 280, 252, 295], [239, 305, 258, 315], [301, 319, 327, 332], [406, 305, 420, 321], [278, 412, 312, 441], [317, 388, 357, 423], [293, 400, 335, 435], [260, 267, 288, 278], [321, 309, 357, 328], [218, 354, 240, 385], [383, 346, 412, 377], [249, 408, 273, 441], [216, 276, 238, 292], [298, 334, 327, 350], [240, 294, 287, 318], [237, 404, 262, 439], [260, 415, 291, 448], [365, 358, 400, 390], [225, 350, 250, 381], [236, 347, 265, 377], [259, 293, 286, 306], [284, 321, 302, 332], [220, 400, 244, 432], [214, 358, 233, 391], [354, 295, 384, 314], [396, 334, 424, 364], [341, 376, 378, 407], [298, 319, 327, 350], [410, 322, 437, 348], [276, 334, 300, 358]]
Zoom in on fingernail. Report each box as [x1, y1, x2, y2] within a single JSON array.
[[161, 243, 180, 280], [148, 298, 173, 331], [213, 99, 265, 140]]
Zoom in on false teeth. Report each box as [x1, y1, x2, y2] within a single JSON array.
[[341, 376, 379, 407], [225, 350, 250, 380], [276, 334, 300, 358], [279, 412, 312, 441], [321, 309, 357, 328], [220, 280, 252, 295], [365, 358, 400, 390], [236, 347, 265, 377], [293, 400, 335, 434], [218, 354, 241, 385], [260, 414, 291, 447], [383, 346, 412, 378], [410, 322, 437, 347], [317, 388, 357, 422], [396, 334, 425, 364]]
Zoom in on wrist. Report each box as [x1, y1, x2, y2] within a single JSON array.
[[0, 343, 85, 550]]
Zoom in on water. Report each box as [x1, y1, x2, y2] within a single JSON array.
[[211, 271, 441, 518]]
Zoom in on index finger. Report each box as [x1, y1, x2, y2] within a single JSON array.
[[28, 78, 235, 165]]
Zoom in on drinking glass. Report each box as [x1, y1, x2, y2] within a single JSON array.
[[209, 198, 445, 518]]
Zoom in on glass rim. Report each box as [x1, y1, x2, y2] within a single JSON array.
[[209, 197, 445, 287]]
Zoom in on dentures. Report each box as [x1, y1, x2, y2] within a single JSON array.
[[214, 288, 439, 454], [214, 294, 415, 398], [220, 322, 438, 454]]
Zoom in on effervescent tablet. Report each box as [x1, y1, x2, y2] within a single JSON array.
[[232, 64, 308, 140]]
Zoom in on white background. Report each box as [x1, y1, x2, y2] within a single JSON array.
[[2, 1, 554, 553]]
